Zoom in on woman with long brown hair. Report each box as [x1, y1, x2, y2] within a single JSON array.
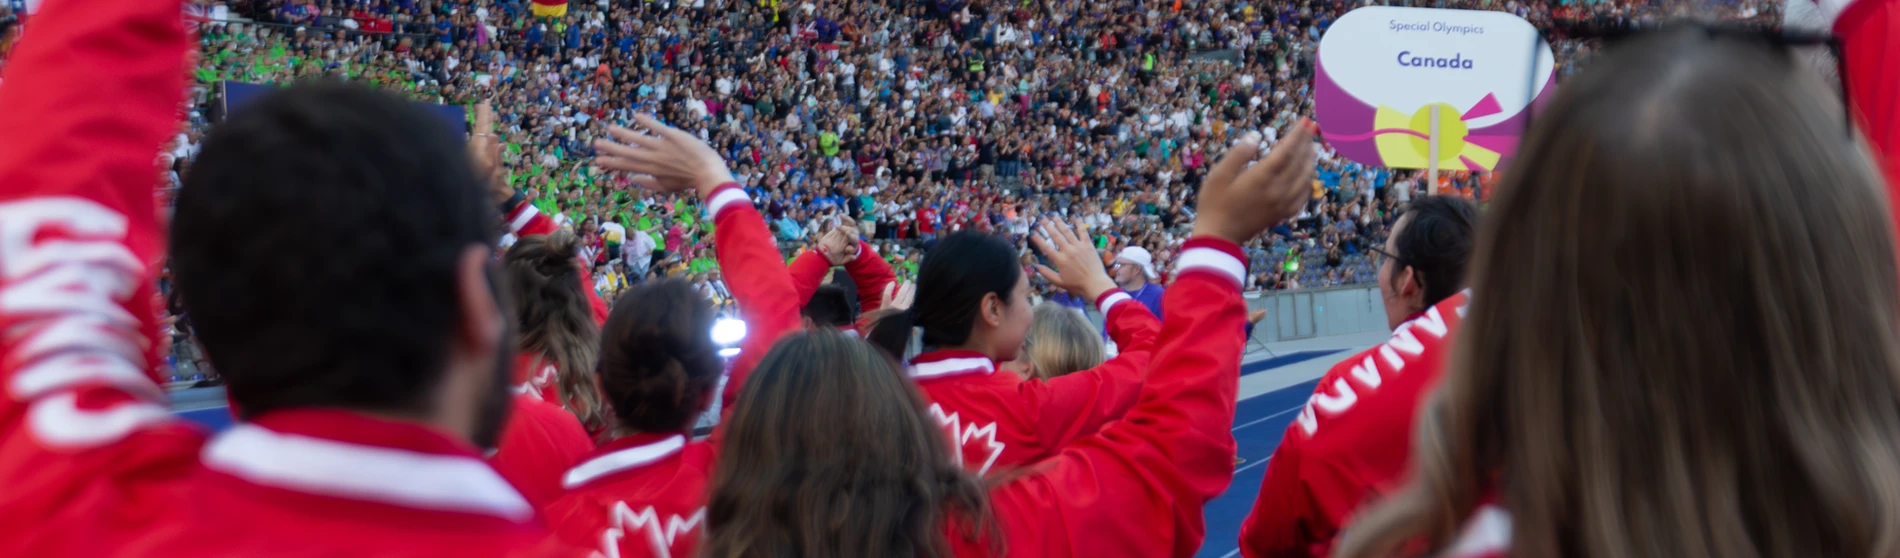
[[502, 230, 607, 433], [592, 118, 1320, 555], [483, 229, 603, 508], [1335, 26, 1900, 558]]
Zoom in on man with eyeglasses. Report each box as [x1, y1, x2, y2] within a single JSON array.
[[1109, 245, 1166, 319], [1238, 194, 1479, 558]]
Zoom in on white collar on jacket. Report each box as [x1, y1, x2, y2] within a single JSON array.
[[562, 434, 688, 489], [907, 350, 996, 380], [202, 423, 534, 522]]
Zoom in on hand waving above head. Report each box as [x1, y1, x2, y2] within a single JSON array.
[[1192, 119, 1318, 244], [592, 114, 738, 199]]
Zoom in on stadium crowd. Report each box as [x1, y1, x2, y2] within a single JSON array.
[[118, 0, 1764, 385], [14, 0, 1760, 388], [150, 0, 1689, 308]]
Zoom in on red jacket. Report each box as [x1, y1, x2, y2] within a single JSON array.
[[511, 352, 561, 403], [0, 0, 565, 554], [1238, 292, 1468, 558], [541, 184, 800, 558], [788, 239, 896, 328], [949, 237, 1250, 557], [490, 395, 596, 509], [543, 433, 711, 558], [910, 288, 1160, 475]]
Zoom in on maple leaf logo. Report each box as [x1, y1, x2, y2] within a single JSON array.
[[928, 403, 1006, 475], [592, 502, 705, 558]]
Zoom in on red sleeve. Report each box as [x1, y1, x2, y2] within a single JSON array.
[[842, 240, 896, 314], [1023, 290, 1163, 451], [705, 184, 800, 411], [504, 200, 559, 238], [787, 248, 832, 304], [1839, 0, 1900, 266], [1098, 289, 1162, 352], [980, 238, 1247, 558], [1831, 0, 1899, 199], [0, 0, 202, 543], [1240, 427, 1325, 558]]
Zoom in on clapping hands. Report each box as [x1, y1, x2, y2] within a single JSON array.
[[819, 226, 858, 265]]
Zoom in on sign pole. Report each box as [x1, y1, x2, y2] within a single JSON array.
[[1427, 105, 1441, 195]]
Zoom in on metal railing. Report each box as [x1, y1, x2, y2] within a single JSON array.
[[1247, 284, 1388, 344], [1082, 283, 1388, 345]]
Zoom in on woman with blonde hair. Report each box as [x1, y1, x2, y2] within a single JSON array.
[[1335, 26, 1900, 558], [1004, 303, 1106, 380]]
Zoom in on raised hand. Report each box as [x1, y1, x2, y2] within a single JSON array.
[[1192, 119, 1318, 244], [468, 101, 510, 204], [592, 114, 737, 199], [1031, 218, 1118, 301], [820, 226, 857, 265], [881, 281, 917, 311]]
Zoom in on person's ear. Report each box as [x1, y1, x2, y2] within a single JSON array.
[[980, 292, 1005, 328], [454, 244, 506, 359], [1400, 265, 1424, 303]]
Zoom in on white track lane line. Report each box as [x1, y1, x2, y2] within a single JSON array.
[[1232, 404, 1305, 432]]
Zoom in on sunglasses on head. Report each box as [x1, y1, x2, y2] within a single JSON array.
[[1532, 19, 1851, 137]]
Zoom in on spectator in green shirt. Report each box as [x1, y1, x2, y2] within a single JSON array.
[[688, 247, 717, 275], [820, 131, 840, 157]]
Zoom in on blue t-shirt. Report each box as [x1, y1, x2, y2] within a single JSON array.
[[1126, 282, 1165, 321], [1049, 292, 1090, 311]]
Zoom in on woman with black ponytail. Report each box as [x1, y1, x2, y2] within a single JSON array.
[[861, 216, 1164, 476], [543, 114, 802, 558]]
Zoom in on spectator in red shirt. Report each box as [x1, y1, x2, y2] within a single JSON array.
[[916, 204, 940, 241]]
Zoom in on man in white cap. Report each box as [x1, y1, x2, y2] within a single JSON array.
[[1111, 245, 1166, 319]]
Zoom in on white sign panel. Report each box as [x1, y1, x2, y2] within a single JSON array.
[[1313, 6, 1555, 172]]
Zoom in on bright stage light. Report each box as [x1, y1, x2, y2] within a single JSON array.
[[711, 318, 747, 346], [717, 347, 742, 358]]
